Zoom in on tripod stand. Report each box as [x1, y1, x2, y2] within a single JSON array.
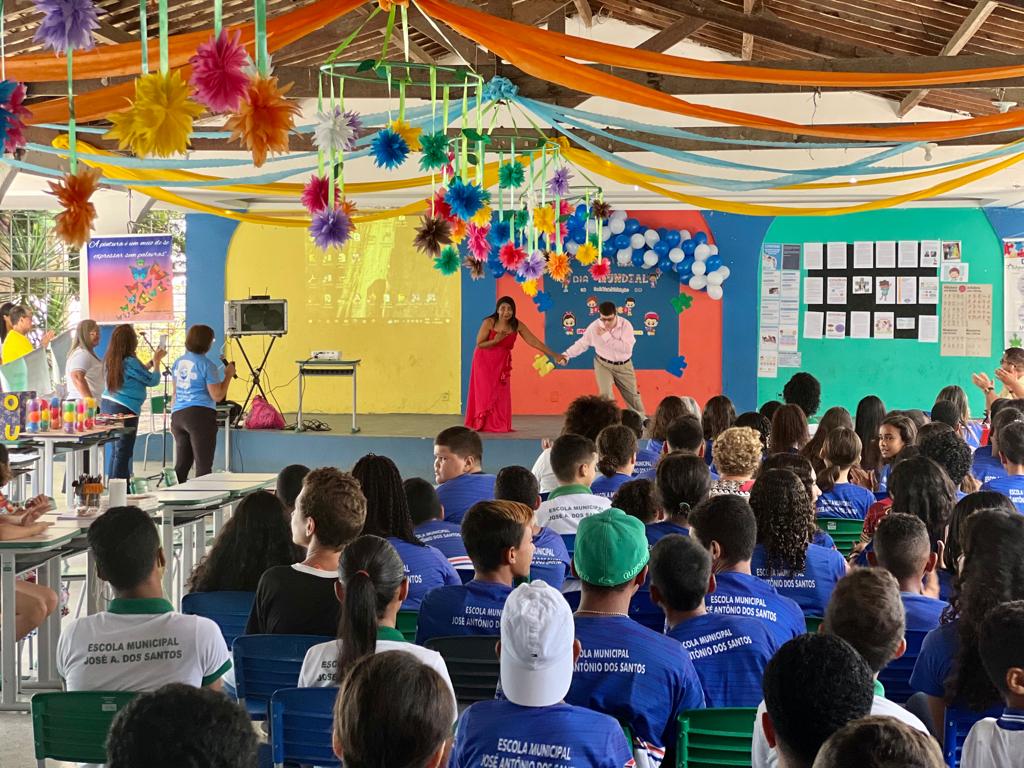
[[137, 331, 172, 469], [231, 334, 282, 427]]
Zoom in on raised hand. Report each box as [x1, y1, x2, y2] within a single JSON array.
[[971, 372, 993, 391]]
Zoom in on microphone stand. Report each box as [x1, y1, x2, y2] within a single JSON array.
[[138, 332, 173, 471]]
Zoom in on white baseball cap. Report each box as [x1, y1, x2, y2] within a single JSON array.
[[499, 580, 575, 707]]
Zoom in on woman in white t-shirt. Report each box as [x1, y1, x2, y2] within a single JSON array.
[[65, 319, 103, 400], [299, 535, 456, 712]]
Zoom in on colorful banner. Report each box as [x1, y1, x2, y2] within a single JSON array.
[[1003, 239, 1024, 348], [87, 234, 174, 322]]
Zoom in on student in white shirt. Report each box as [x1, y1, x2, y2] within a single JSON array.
[[535, 434, 610, 535], [65, 319, 103, 401], [299, 535, 455, 711], [962, 601, 1024, 768], [812, 716, 944, 768], [57, 506, 231, 692]]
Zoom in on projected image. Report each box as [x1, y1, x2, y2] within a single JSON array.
[[305, 217, 455, 325]]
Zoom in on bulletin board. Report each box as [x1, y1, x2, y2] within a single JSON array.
[[756, 209, 1003, 415]]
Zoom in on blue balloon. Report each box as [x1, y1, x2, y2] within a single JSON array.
[[664, 230, 681, 247], [694, 231, 708, 245], [490, 265, 506, 279], [681, 238, 697, 257], [614, 233, 631, 250], [602, 242, 616, 258], [706, 254, 723, 272], [681, 255, 696, 272], [654, 241, 670, 257], [657, 227, 669, 239], [659, 256, 673, 272], [625, 218, 642, 235], [674, 260, 692, 278], [575, 203, 589, 220], [573, 230, 587, 244], [632, 251, 646, 268]]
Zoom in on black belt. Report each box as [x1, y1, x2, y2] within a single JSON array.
[[597, 355, 631, 366]]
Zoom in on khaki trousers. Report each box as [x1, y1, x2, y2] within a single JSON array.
[[594, 356, 646, 417]]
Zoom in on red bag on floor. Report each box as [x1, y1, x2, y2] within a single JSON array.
[[245, 396, 285, 430]]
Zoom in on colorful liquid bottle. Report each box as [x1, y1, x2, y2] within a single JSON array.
[[75, 399, 86, 432], [63, 401, 76, 434], [50, 397, 61, 427], [39, 398, 50, 431], [26, 399, 39, 433]]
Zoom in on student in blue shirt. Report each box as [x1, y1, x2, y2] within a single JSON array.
[[650, 534, 778, 708], [935, 384, 983, 450], [876, 414, 917, 495], [870, 513, 947, 632], [646, 454, 710, 547], [352, 454, 459, 610], [100, 324, 167, 479], [592, 425, 637, 499], [688, 495, 805, 647], [973, 404, 1022, 485], [567, 508, 705, 767], [636, 415, 714, 481], [760, 453, 837, 551], [634, 396, 689, 476], [452, 581, 635, 768], [170, 324, 234, 483], [494, 465, 571, 589], [981, 420, 1024, 513], [433, 427, 495, 524], [415, 500, 533, 645], [815, 428, 875, 520], [702, 395, 736, 470], [911, 511, 1024, 742], [404, 477, 472, 575], [749, 469, 848, 617], [612, 479, 663, 525]]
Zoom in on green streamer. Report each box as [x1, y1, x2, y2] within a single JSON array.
[[67, 50, 76, 173], [401, 4, 410, 64], [329, 75, 336, 209], [317, 76, 324, 177], [254, 0, 269, 77], [214, 0, 222, 37], [378, 5, 396, 66], [139, 0, 148, 73], [430, 67, 437, 124], [158, 0, 168, 75], [399, 80, 406, 122], [326, 6, 380, 64]]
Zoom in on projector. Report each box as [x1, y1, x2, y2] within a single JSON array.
[[225, 299, 288, 337]]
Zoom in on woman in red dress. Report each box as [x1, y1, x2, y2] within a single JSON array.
[[465, 296, 560, 433]]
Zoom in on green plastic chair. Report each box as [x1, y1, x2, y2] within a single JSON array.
[[32, 691, 138, 765], [805, 615, 824, 634], [396, 610, 419, 642], [815, 517, 864, 557], [676, 707, 757, 768]]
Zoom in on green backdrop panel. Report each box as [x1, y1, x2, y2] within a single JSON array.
[[757, 208, 1002, 417]]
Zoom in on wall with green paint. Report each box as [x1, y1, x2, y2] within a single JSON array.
[[757, 209, 1002, 417]]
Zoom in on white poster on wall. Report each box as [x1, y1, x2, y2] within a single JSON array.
[[1003, 239, 1024, 348]]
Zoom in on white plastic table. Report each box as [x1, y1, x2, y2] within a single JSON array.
[[150, 489, 232, 606]]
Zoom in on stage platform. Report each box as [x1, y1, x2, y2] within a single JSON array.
[[188, 413, 563, 481]]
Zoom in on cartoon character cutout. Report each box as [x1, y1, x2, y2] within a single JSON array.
[[622, 297, 636, 317], [586, 296, 599, 316], [562, 312, 577, 336], [644, 311, 660, 336], [878, 279, 892, 302]]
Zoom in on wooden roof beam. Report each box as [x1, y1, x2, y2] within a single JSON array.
[[897, 0, 999, 117], [636, 16, 707, 52]]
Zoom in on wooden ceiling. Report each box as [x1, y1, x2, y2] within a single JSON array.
[[4, 0, 1024, 118]]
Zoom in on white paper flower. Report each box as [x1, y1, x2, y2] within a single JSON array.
[[313, 105, 356, 154]]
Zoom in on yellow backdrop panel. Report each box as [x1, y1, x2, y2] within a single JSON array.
[[223, 217, 462, 415]]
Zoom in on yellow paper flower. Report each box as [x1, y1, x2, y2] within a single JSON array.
[[547, 251, 572, 282], [471, 205, 492, 227], [533, 205, 556, 235], [388, 119, 422, 152], [449, 218, 468, 244], [105, 71, 203, 158], [521, 279, 538, 297], [105, 106, 146, 153], [575, 241, 599, 266]]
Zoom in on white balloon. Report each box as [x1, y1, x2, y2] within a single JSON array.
[[707, 284, 724, 300], [616, 248, 633, 267], [668, 247, 685, 264], [644, 229, 660, 247], [643, 251, 660, 268], [691, 261, 707, 276], [610, 209, 628, 221], [707, 271, 724, 286], [601, 227, 612, 242], [609, 218, 625, 235], [586, 219, 598, 234], [694, 243, 711, 261], [688, 274, 708, 290], [679, 229, 691, 242], [630, 233, 646, 250], [566, 240, 580, 255], [716, 266, 731, 280], [708, 244, 719, 255]]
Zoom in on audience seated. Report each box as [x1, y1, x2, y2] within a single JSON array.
[[749, 469, 848, 616], [353, 454, 460, 610], [876, 414, 918, 493], [612, 478, 663, 524], [783, 372, 822, 425], [567, 508, 705, 767], [869, 513, 947, 632], [760, 399, 782, 423], [635, 414, 709, 480], [433, 427, 496, 525], [919, 429, 977, 498], [936, 384, 984, 448], [187, 490, 297, 593], [758, 453, 835, 550], [801, 406, 854, 480], [651, 533, 778, 708], [106, 683, 257, 768], [404, 477, 472, 575], [962, 600, 1024, 768], [769, 404, 810, 455], [702, 394, 736, 468], [275, 463, 310, 519], [535, 434, 610, 534], [736, 410, 771, 454], [815, 428, 875, 519], [494, 466, 570, 589], [532, 395, 620, 493], [855, 395, 887, 486], [760, 634, 873, 768], [811, 716, 944, 768], [591, 425, 638, 498], [972, 401, 1021, 484], [451, 581, 634, 768], [980, 420, 1024, 512], [689, 495, 805, 645], [416, 500, 533, 645], [646, 454, 711, 546], [298, 535, 454, 704], [620, 407, 645, 440], [333, 651, 456, 767], [635, 396, 689, 476], [941, 492, 1018, 601], [246, 468, 366, 635], [709, 426, 762, 497], [58, 506, 231, 691]]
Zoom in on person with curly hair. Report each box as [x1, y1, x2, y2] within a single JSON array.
[[919, 429, 977, 498], [531, 394, 620, 493], [709, 427, 762, 497], [749, 468, 848, 616], [352, 454, 460, 610], [635, 395, 689, 475], [815, 428, 875, 520], [591, 424, 638, 499], [187, 491, 298, 593], [735, 411, 771, 454], [911, 510, 1024, 745], [782, 371, 822, 423], [768, 404, 810, 456], [702, 394, 736, 468], [611, 478, 663, 524]]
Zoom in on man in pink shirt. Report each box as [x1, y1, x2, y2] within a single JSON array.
[[558, 301, 645, 417]]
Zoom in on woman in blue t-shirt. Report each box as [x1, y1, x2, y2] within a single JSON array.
[[816, 428, 876, 520], [170, 325, 235, 482], [591, 425, 636, 499], [352, 454, 460, 610]]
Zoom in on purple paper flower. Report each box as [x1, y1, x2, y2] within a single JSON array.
[[309, 207, 352, 251], [517, 250, 546, 280], [344, 110, 363, 134], [547, 166, 572, 198], [34, 0, 99, 52]]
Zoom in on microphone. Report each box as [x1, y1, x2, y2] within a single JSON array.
[[221, 356, 238, 379]]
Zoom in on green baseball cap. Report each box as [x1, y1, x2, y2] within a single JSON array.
[[573, 508, 650, 587]]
